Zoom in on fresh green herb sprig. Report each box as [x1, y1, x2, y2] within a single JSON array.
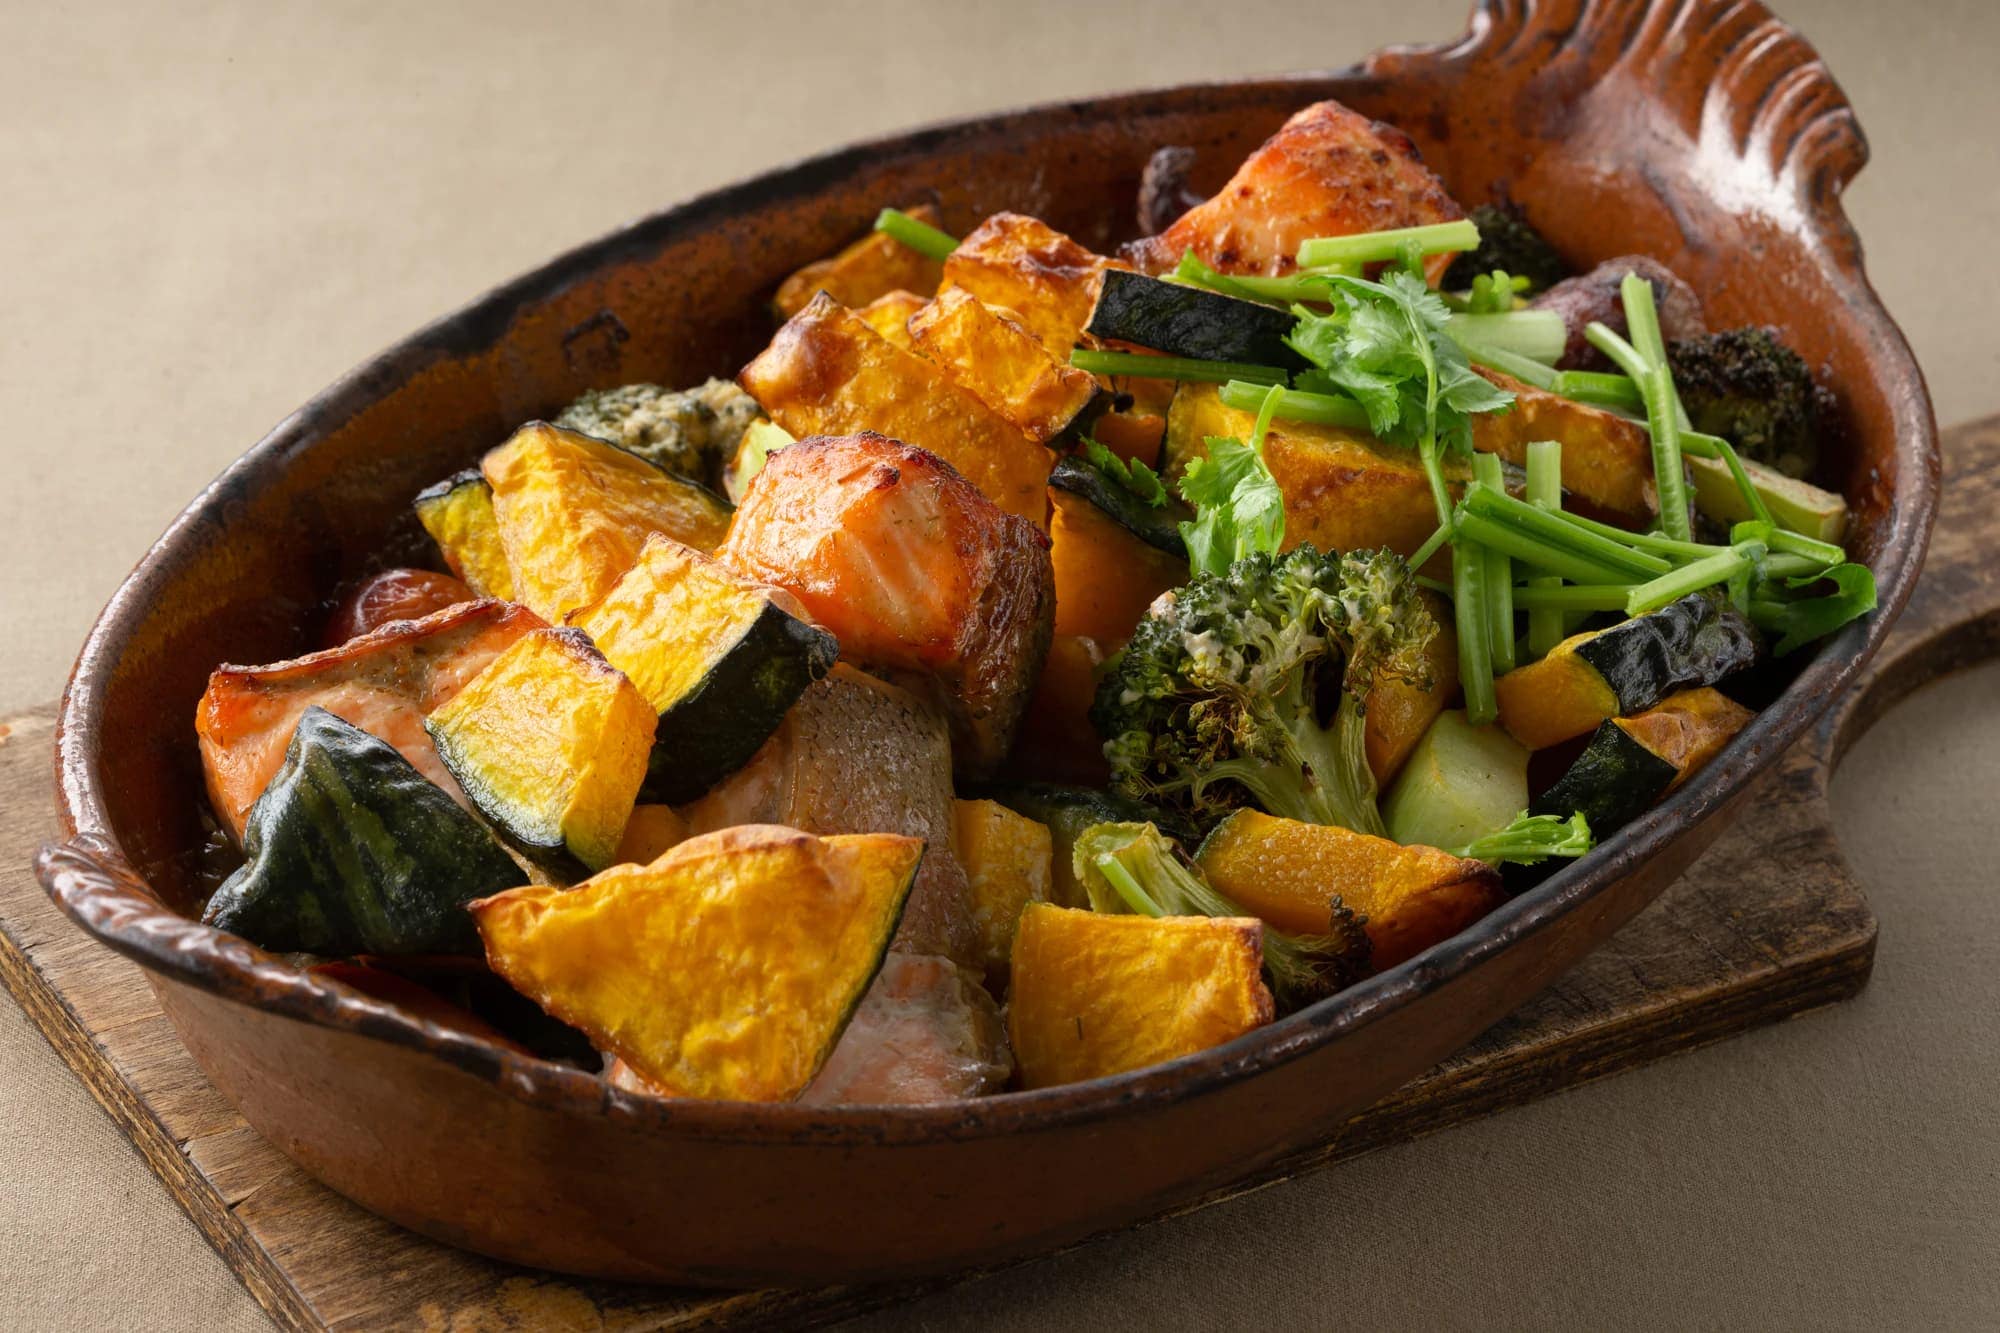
[[1177, 383, 1288, 577], [1070, 348, 1288, 386], [1081, 438, 1168, 507]]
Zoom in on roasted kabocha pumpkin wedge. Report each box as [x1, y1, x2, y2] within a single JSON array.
[[1047, 463, 1190, 645], [1364, 589, 1460, 787], [482, 421, 733, 623], [1470, 368, 1657, 527], [1087, 269, 1307, 370], [738, 292, 1055, 527], [772, 203, 948, 319], [719, 432, 1055, 777], [413, 468, 515, 599], [937, 211, 1113, 356], [471, 825, 921, 1101], [1195, 809, 1503, 970], [1008, 902, 1274, 1089], [1494, 592, 1764, 750], [1164, 383, 1469, 567], [198, 599, 546, 841], [975, 783, 1189, 912], [908, 286, 1099, 443], [953, 798, 1054, 986], [202, 708, 524, 956], [853, 289, 927, 349], [425, 627, 657, 870], [568, 534, 839, 804], [611, 804, 688, 866], [1531, 687, 1755, 835], [999, 633, 1111, 786], [1121, 99, 1464, 285]]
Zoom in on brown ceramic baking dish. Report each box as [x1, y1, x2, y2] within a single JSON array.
[[35, 0, 1937, 1288]]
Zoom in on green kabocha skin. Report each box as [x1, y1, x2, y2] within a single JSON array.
[[1572, 592, 1763, 715], [201, 707, 523, 956], [1529, 718, 1679, 835], [1087, 270, 1308, 371], [1047, 455, 1190, 559], [640, 605, 838, 803]]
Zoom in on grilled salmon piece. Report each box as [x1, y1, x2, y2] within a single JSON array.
[[718, 433, 1054, 776], [196, 600, 545, 840], [1123, 99, 1464, 281], [676, 663, 978, 968]]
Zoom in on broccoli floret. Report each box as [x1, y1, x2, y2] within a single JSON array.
[[554, 378, 761, 487], [1443, 204, 1569, 294], [1074, 822, 1372, 1009], [1091, 546, 1438, 836], [1664, 327, 1828, 478]]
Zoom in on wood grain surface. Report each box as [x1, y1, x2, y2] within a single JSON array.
[[6, 416, 1995, 1330]]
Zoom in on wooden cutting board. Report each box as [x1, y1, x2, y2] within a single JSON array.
[[4, 416, 1992, 1332]]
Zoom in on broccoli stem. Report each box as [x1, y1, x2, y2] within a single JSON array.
[[873, 207, 958, 261], [1071, 349, 1288, 385], [1473, 454, 1516, 672], [1091, 853, 1165, 917], [1296, 219, 1481, 269], [1523, 439, 1566, 658], [1445, 311, 1567, 365], [1219, 380, 1372, 431], [1453, 537, 1498, 725], [1455, 811, 1593, 866]]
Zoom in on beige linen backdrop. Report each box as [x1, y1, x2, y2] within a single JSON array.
[[1, 1, 1995, 1328]]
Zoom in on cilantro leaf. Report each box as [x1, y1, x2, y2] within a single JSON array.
[[1082, 437, 1167, 507], [1177, 384, 1287, 576]]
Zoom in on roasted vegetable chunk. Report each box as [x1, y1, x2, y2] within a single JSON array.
[[953, 798, 1053, 984], [554, 378, 761, 486], [1469, 369, 1656, 526], [739, 291, 1054, 526], [677, 664, 979, 967], [720, 433, 1055, 776], [1001, 632, 1111, 786], [1048, 483, 1188, 644], [1123, 99, 1464, 282], [483, 421, 733, 622], [1364, 590, 1459, 787], [854, 288, 927, 348], [1165, 383, 1465, 565], [938, 212, 1112, 356], [569, 534, 838, 803], [203, 708, 523, 956], [909, 286, 1098, 442], [773, 204, 949, 319], [414, 468, 515, 599], [1195, 809, 1503, 969], [611, 804, 687, 866], [1532, 687, 1754, 834], [198, 599, 544, 841], [426, 627, 656, 870], [1494, 593, 1763, 750], [321, 568, 472, 648], [1008, 903, 1273, 1089], [472, 825, 920, 1101]]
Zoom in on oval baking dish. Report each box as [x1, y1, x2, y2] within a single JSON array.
[[36, 0, 1937, 1287]]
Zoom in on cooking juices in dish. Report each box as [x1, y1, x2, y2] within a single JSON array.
[[189, 98, 1873, 1102]]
